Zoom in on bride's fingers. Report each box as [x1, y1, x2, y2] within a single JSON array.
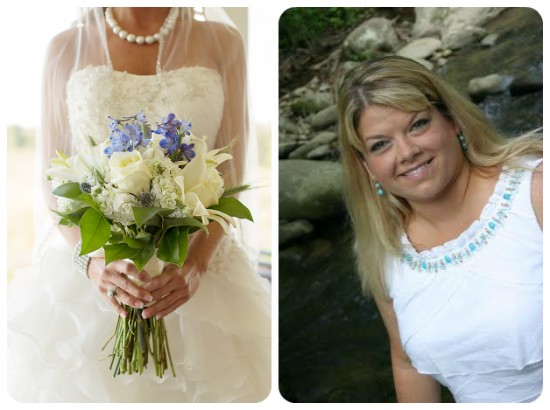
[[108, 271, 154, 303], [142, 292, 188, 319], [110, 260, 151, 284], [111, 287, 148, 309], [154, 295, 188, 319], [108, 262, 153, 306], [102, 287, 128, 317], [141, 270, 177, 293]]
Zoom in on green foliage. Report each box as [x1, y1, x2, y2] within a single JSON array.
[[52, 184, 252, 272], [211, 197, 254, 222], [279, 8, 374, 54], [79, 208, 111, 254], [157, 226, 189, 267]]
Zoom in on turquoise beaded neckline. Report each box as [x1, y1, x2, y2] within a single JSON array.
[[401, 166, 524, 273]]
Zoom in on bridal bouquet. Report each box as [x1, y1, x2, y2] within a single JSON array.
[[47, 111, 252, 377]]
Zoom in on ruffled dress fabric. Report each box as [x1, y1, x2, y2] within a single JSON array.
[[7, 65, 271, 403], [387, 159, 543, 403]]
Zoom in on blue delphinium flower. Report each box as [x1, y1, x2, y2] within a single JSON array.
[[178, 143, 196, 161], [158, 132, 179, 154], [104, 112, 152, 157], [154, 113, 193, 157], [107, 116, 119, 131], [135, 111, 147, 123]]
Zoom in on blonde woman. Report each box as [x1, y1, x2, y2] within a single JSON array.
[[338, 56, 542, 403]]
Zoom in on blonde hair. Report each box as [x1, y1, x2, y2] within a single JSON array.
[[337, 56, 542, 300]]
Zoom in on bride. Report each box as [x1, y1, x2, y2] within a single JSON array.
[[8, 7, 271, 402]]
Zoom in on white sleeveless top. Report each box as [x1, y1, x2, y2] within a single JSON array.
[[66, 65, 224, 152], [387, 159, 543, 403]]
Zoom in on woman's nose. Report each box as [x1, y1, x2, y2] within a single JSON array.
[[396, 136, 421, 162]]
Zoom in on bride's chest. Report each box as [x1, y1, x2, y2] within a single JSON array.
[[66, 65, 224, 147]]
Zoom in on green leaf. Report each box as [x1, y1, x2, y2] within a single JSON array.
[[163, 217, 207, 232], [210, 197, 254, 222], [58, 218, 75, 227], [76, 192, 99, 210], [109, 231, 124, 244], [130, 243, 156, 272], [80, 208, 111, 254], [52, 182, 82, 199], [157, 226, 189, 267], [133, 207, 175, 228], [52, 207, 88, 225], [222, 184, 251, 197], [104, 243, 139, 266], [123, 236, 150, 249]]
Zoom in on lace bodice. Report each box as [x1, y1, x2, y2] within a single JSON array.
[[66, 65, 224, 152]]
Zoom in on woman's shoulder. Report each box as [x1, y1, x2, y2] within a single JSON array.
[[192, 20, 244, 51], [530, 160, 543, 229], [45, 26, 79, 60]]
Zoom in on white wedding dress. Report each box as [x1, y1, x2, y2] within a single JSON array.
[[7, 65, 271, 403]]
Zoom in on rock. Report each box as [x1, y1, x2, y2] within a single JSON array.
[[312, 130, 338, 144], [468, 73, 514, 97], [279, 219, 315, 245], [510, 74, 543, 96], [396, 37, 442, 60], [279, 159, 345, 220], [444, 26, 487, 49], [288, 131, 337, 159], [306, 144, 334, 159], [311, 105, 338, 130], [481, 33, 499, 47], [290, 97, 330, 116], [413, 7, 505, 41], [436, 57, 448, 67], [279, 142, 300, 158], [436, 7, 542, 102], [412, 8, 452, 38], [289, 84, 334, 117], [279, 117, 300, 134], [342, 17, 401, 60], [414, 58, 434, 71]]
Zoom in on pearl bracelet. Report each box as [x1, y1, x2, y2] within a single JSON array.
[[73, 241, 91, 279]]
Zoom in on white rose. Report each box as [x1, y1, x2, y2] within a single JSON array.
[[109, 151, 152, 195], [180, 156, 224, 208]]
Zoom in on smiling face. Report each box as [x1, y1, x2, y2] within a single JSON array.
[[358, 104, 465, 204]]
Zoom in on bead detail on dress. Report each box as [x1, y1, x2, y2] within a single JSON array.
[[402, 167, 524, 272]]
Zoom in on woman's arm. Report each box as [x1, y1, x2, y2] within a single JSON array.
[[531, 161, 543, 230], [41, 30, 153, 315], [374, 295, 441, 402], [141, 23, 248, 319]]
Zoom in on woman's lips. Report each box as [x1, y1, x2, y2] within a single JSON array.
[[399, 158, 433, 178]]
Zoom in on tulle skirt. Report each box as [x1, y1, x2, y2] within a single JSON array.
[[7, 229, 271, 402]]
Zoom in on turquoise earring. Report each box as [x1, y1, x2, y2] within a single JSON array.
[[458, 134, 467, 151], [375, 181, 385, 196]]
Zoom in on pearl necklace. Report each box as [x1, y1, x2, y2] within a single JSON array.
[[105, 7, 179, 45]]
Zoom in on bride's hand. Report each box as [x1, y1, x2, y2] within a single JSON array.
[[140, 262, 203, 319], [88, 257, 154, 317]]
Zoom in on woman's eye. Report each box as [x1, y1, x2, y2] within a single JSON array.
[[410, 118, 430, 132], [370, 140, 387, 152]]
